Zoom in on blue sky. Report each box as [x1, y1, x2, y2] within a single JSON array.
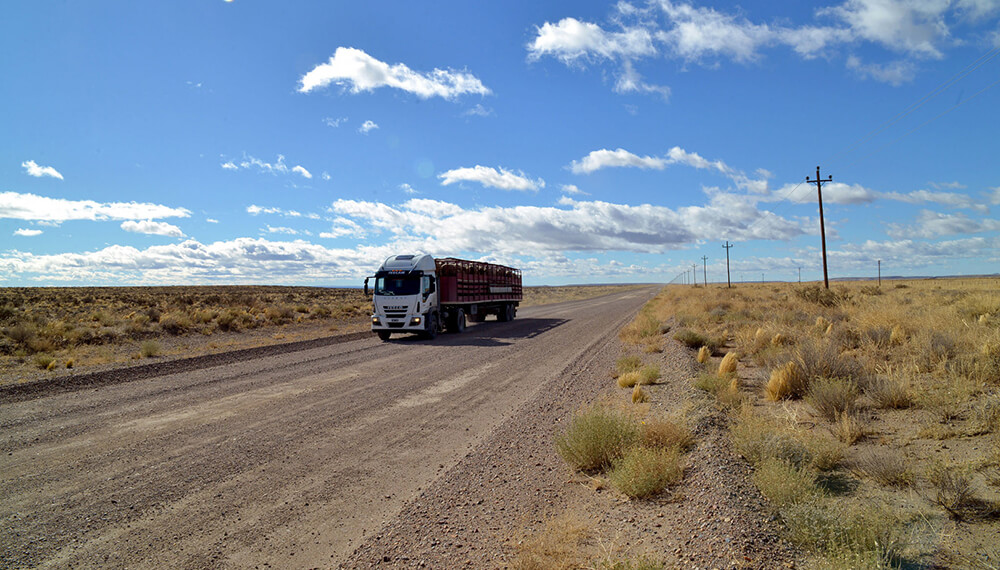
[[2, 1, 998, 286]]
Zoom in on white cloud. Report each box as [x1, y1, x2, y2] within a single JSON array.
[[323, 116, 348, 128], [220, 153, 312, 178], [527, 17, 657, 62], [989, 186, 1000, 205], [298, 47, 491, 100], [359, 120, 379, 134], [561, 184, 589, 196], [320, 217, 367, 239], [0, 238, 383, 284], [14, 228, 42, 236], [463, 104, 494, 117], [206, 218, 219, 224], [846, 55, 916, 85], [121, 220, 185, 237], [400, 183, 419, 195], [21, 160, 64, 180], [779, 181, 879, 205], [886, 210, 1000, 238], [614, 60, 671, 99], [328, 195, 804, 255], [0, 191, 190, 222], [569, 148, 668, 174], [881, 189, 987, 212], [438, 165, 545, 192], [322, 172, 332, 181], [265, 225, 300, 235], [246, 204, 319, 219], [656, 0, 775, 63], [822, 0, 949, 58]]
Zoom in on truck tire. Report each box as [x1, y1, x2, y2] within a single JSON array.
[[450, 309, 466, 333], [377, 331, 391, 341], [423, 313, 439, 340], [498, 303, 514, 322]]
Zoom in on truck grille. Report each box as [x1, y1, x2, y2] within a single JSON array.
[[384, 310, 408, 318]]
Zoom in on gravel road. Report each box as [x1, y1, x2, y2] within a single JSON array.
[[2, 287, 669, 569]]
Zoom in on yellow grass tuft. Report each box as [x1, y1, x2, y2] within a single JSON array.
[[632, 384, 649, 403], [825, 323, 834, 335], [696, 345, 710, 363], [771, 333, 786, 346], [718, 351, 738, 376], [889, 324, 906, 345], [617, 371, 641, 388], [816, 316, 831, 331], [765, 361, 806, 401]]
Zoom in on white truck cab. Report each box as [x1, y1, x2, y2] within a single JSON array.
[[366, 254, 440, 340]]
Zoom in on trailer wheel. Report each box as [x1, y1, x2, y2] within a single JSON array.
[[498, 303, 514, 322], [377, 331, 391, 341]]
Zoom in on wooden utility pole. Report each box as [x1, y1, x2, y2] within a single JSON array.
[[806, 166, 832, 289], [878, 259, 881, 287], [701, 255, 708, 286], [798, 267, 801, 283], [692, 264, 697, 287], [722, 241, 733, 288]]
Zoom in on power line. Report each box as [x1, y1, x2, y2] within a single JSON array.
[[827, 45, 1000, 167]]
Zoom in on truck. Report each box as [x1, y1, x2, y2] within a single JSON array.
[[364, 254, 522, 340]]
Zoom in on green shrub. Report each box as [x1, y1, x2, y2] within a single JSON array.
[[806, 378, 858, 421], [608, 446, 683, 498], [140, 340, 161, 358], [754, 457, 820, 508], [556, 403, 640, 472], [616, 355, 643, 375], [638, 365, 660, 385]]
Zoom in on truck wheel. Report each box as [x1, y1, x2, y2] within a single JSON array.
[[377, 331, 391, 341], [498, 303, 510, 322], [423, 313, 439, 340], [506, 304, 516, 321], [452, 309, 466, 333]]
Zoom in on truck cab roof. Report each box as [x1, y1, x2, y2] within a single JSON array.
[[380, 254, 436, 273]]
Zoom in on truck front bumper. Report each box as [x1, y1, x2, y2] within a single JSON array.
[[371, 314, 426, 332]]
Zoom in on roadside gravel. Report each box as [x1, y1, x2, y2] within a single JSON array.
[[343, 318, 800, 568]]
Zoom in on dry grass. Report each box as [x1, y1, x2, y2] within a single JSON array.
[[696, 345, 710, 363], [927, 464, 999, 521], [631, 384, 649, 404], [718, 351, 738, 376], [806, 378, 858, 421], [511, 514, 591, 570], [765, 361, 807, 401], [140, 340, 161, 358], [617, 371, 641, 388], [849, 448, 914, 487], [640, 417, 694, 451], [555, 403, 640, 472], [832, 410, 866, 445], [607, 445, 684, 498]]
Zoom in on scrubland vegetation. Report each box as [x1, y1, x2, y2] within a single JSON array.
[[0, 283, 642, 382], [622, 278, 1000, 568]]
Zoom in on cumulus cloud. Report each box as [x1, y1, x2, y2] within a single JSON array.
[[265, 225, 301, 235], [438, 165, 545, 191], [298, 47, 491, 100], [527, 17, 657, 62], [327, 195, 804, 256], [220, 154, 312, 178], [886, 210, 1000, 239], [21, 160, 64, 180], [462, 104, 494, 117], [880, 189, 988, 212], [846, 55, 917, 85], [569, 148, 669, 174], [358, 120, 379, 134], [561, 184, 588, 195], [14, 228, 42, 236], [323, 116, 348, 128], [779, 181, 879, 205], [530, 0, 988, 92], [246, 205, 320, 219], [121, 220, 186, 237], [0, 191, 190, 222]]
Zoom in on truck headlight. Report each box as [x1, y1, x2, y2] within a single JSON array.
[[371, 316, 381, 325], [410, 316, 422, 326]]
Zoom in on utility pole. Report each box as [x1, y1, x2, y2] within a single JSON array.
[[761, 273, 764, 283], [722, 241, 733, 288], [806, 166, 832, 289], [701, 255, 708, 286], [878, 259, 881, 287], [692, 264, 697, 287], [798, 267, 801, 283]]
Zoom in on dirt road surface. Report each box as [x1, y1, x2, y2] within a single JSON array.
[[1, 287, 659, 569]]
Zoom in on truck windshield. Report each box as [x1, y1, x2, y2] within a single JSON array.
[[375, 276, 420, 296]]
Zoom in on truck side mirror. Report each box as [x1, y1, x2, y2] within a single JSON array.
[[364, 277, 370, 297], [428, 280, 436, 294]]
